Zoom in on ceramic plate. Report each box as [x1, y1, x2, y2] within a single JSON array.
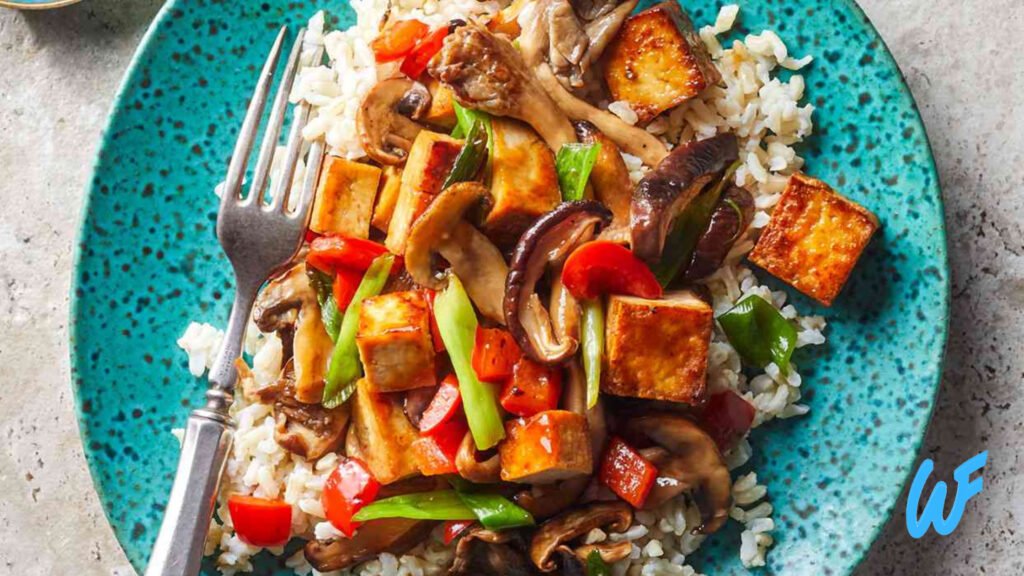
[[0, 0, 82, 9], [70, 0, 948, 574]]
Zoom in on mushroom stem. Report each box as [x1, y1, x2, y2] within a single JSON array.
[[439, 222, 509, 325]]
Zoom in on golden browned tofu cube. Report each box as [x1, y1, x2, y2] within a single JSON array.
[[310, 156, 382, 238], [350, 378, 420, 484], [385, 131, 463, 254], [749, 174, 879, 306], [356, 290, 436, 393], [602, 291, 712, 405], [371, 166, 403, 233], [423, 79, 457, 130], [485, 118, 561, 248], [499, 410, 593, 483], [603, 2, 720, 124]]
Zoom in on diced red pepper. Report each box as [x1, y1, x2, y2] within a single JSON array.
[[307, 235, 392, 275], [304, 229, 321, 244], [227, 495, 292, 547], [332, 268, 364, 310], [412, 416, 468, 476], [371, 19, 430, 62], [701, 390, 755, 450], [422, 289, 446, 353], [599, 437, 658, 509], [443, 520, 476, 545], [400, 26, 450, 79], [419, 374, 463, 434], [561, 241, 663, 300], [472, 327, 522, 383], [499, 358, 562, 418], [321, 457, 381, 537]]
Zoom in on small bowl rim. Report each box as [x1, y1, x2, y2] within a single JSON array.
[[0, 0, 83, 9]]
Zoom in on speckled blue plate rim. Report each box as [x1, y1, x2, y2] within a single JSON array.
[[68, 0, 177, 565], [66, 0, 950, 573]]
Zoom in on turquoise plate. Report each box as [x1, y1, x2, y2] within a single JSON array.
[[70, 0, 947, 574]]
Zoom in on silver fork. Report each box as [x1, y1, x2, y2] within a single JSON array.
[[145, 26, 325, 576]]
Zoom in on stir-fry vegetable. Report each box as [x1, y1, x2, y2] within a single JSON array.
[[354, 490, 477, 522], [332, 268, 364, 312], [650, 161, 740, 286], [455, 490, 535, 530], [442, 119, 488, 190], [322, 254, 395, 408], [307, 235, 391, 275], [418, 374, 463, 434], [701, 390, 756, 450], [442, 520, 476, 544], [412, 416, 468, 476], [587, 550, 612, 576], [561, 241, 662, 300], [581, 299, 604, 409], [401, 25, 451, 79], [433, 275, 506, 450], [308, 268, 343, 340], [499, 357, 562, 417], [422, 289, 446, 352], [451, 101, 490, 139], [321, 457, 381, 537], [227, 495, 292, 547], [371, 19, 430, 62], [599, 437, 658, 509], [472, 327, 522, 383], [717, 294, 797, 373], [555, 142, 601, 201]]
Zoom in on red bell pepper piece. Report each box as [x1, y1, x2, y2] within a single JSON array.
[[400, 26, 450, 79], [412, 416, 468, 476], [307, 235, 392, 275], [332, 268, 364, 310], [472, 327, 523, 383], [227, 495, 292, 547], [419, 374, 463, 434], [599, 436, 658, 509], [371, 19, 430, 62], [701, 390, 755, 450], [499, 358, 562, 418], [422, 289, 446, 353], [321, 457, 381, 537], [443, 520, 476, 545], [561, 241, 663, 300], [304, 229, 321, 244]]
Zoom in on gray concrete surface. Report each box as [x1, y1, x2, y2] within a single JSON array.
[[0, 0, 1020, 574]]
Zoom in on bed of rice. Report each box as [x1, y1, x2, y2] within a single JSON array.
[[175, 2, 825, 574]]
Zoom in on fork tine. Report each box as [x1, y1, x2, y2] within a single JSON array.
[[245, 29, 307, 209], [219, 26, 288, 211]]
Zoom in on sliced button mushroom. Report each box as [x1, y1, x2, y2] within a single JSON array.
[[404, 181, 509, 324], [253, 262, 316, 335], [358, 78, 432, 165], [305, 518, 436, 572], [505, 202, 612, 364], [630, 133, 739, 264], [682, 185, 755, 281], [529, 501, 633, 572], [456, 429, 503, 483], [271, 359, 351, 460], [513, 475, 590, 521], [449, 527, 536, 576], [625, 413, 731, 534]]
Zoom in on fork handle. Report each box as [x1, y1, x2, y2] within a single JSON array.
[[144, 410, 234, 576]]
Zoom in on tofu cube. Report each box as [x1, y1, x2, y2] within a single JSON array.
[[310, 156, 382, 238], [485, 118, 561, 248], [602, 291, 712, 405], [371, 166, 403, 233], [499, 410, 593, 483], [749, 174, 879, 306], [603, 2, 721, 124], [350, 378, 421, 484], [385, 131, 463, 254], [357, 290, 437, 393], [423, 79, 457, 130]]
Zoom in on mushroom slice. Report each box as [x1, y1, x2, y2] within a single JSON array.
[[505, 202, 612, 364], [529, 501, 633, 572], [450, 527, 536, 576], [404, 181, 509, 324], [456, 429, 502, 483], [513, 475, 589, 521], [358, 78, 431, 165], [272, 359, 351, 460], [570, 541, 633, 564], [428, 23, 577, 153], [625, 413, 731, 534], [630, 133, 739, 264], [304, 518, 436, 572], [253, 262, 315, 335]]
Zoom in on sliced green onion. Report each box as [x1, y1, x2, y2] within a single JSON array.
[[308, 268, 342, 341], [718, 294, 798, 373], [442, 120, 488, 190], [581, 299, 604, 409], [353, 490, 477, 522], [586, 550, 611, 576], [321, 254, 394, 408], [455, 491, 534, 530], [651, 161, 740, 286], [434, 275, 505, 450], [556, 142, 601, 201]]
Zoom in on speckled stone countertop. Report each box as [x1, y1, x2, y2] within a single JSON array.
[[0, 0, 1020, 574]]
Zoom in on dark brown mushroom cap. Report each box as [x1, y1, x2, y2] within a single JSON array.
[[630, 134, 740, 264], [682, 185, 755, 281], [449, 527, 536, 576], [529, 501, 633, 572], [624, 413, 732, 534], [270, 359, 350, 460], [305, 518, 436, 572], [513, 475, 590, 521], [253, 263, 315, 334], [504, 201, 612, 364]]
